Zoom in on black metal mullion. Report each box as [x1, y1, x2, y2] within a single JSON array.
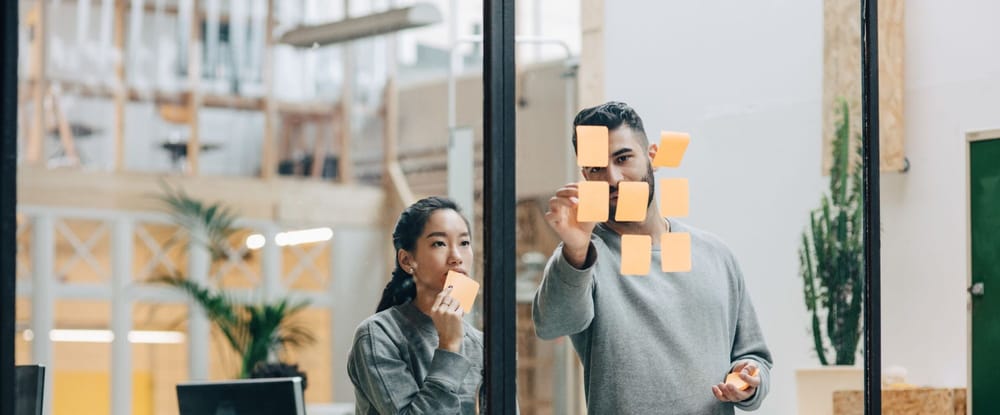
[[861, 0, 882, 414], [1, 1, 20, 415], [483, 0, 517, 412]]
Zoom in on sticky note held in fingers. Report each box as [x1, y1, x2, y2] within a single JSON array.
[[577, 181, 610, 222], [445, 271, 480, 313], [725, 367, 759, 391], [614, 181, 649, 222], [661, 232, 692, 272], [621, 234, 652, 275], [576, 125, 609, 167], [652, 131, 690, 168], [659, 178, 690, 218]]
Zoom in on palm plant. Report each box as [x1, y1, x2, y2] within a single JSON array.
[[153, 184, 315, 378], [153, 275, 315, 378], [799, 98, 865, 365], [157, 182, 239, 261]]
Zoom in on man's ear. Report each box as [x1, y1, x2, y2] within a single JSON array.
[[648, 142, 659, 165]]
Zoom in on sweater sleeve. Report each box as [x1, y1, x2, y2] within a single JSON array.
[[348, 324, 473, 414], [531, 242, 598, 340], [726, 253, 774, 411]]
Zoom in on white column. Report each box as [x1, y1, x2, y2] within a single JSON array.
[[187, 232, 211, 380], [329, 227, 385, 401], [448, 127, 475, 222], [30, 215, 55, 415], [260, 225, 283, 303], [111, 218, 134, 415]]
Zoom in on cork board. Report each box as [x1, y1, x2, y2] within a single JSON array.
[[823, 0, 906, 173], [833, 388, 963, 415]]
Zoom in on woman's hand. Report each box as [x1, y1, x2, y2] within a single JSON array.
[[430, 286, 465, 353]]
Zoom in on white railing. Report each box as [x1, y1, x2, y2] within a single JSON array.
[[15, 204, 352, 415]]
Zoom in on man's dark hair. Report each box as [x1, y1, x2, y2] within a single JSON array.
[[571, 101, 648, 152]]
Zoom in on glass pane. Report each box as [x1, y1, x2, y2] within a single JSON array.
[[14, 0, 486, 414], [519, 1, 870, 414]]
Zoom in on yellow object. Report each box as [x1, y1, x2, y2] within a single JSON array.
[[658, 178, 690, 218], [577, 181, 610, 222], [614, 181, 649, 222], [621, 234, 652, 275], [158, 104, 193, 124], [652, 131, 690, 168], [660, 232, 692, 273], [444, 271, 480, 313], [576, 125, 609, 167], [53, 371, 153, 415], [725, 367, 759, 391]]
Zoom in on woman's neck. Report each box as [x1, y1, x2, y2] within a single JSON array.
[[413, 288, 439, 316]]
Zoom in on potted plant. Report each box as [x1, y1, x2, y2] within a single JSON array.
[[795, 98, 865, 415], [153, 184, 315, 379]]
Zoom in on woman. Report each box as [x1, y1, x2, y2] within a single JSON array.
[[347, 196, 484, 414]]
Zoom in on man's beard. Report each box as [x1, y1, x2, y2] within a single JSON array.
[[607, 162, 656, 224]]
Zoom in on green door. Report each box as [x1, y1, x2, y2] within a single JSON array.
[[971, 137, 1000, 415]]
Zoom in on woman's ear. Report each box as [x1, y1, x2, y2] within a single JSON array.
[[398, 249, 416, 274]]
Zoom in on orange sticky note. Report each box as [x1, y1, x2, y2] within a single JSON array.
[[659, 178, 690, 218], [725, 367, 759, 391], [620, 234, 652, 275], [444, 271, 480, 313], [577, 181, 609, 222], [661, 232, 692, 272], [652, 131, 690, 168], [576, 125, 609, 167], [614, 181, 649, 222]]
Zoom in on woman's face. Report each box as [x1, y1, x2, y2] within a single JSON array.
[[402, 209, 473, 295]]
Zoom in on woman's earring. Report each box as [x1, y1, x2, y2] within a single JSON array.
[[409, 268, 415, 274]]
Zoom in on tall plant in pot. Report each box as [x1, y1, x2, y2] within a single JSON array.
[[796, 98, 865, 415], [153, 184, 315, 379], [800, 97, 865, 366]]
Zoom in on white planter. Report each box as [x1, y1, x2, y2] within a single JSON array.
[[796, 366, 864, 415]]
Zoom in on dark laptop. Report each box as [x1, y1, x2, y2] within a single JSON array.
[[176, 377, 306, 415], [14, 365, 45, 415]]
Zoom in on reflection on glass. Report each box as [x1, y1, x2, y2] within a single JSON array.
[[14, 0, 487, 414], [512, 1, 872, 415]]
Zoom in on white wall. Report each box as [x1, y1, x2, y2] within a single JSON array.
[[606, 1, 1000, 413], [604, 1, 827, 414], [880, 0, 1000, 390]]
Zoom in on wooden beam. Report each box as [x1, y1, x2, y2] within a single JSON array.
[[311, 120, 328, 178], [113, 0, 127, 171], [386, 161, 416, 208], [260, 0, 276, 179], [17, 166, 386, 227], [27, 1, 47, 165], [49, 91, 80, 166], [338, 59, 354, 182], [186, 0, 202, 175]]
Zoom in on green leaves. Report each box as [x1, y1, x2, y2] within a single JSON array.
[[800, 97, 865, 366], [157, 181, 239, 262], [154, 184, 315, 378], [155, 274, 315, 378]]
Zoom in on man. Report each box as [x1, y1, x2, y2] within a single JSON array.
[[532, 101, 772, 414]]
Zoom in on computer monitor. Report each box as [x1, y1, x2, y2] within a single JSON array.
[[176, 377, 306, 415], [14, 365, 45, 415]]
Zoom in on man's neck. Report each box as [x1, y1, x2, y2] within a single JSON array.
[[604, 202, 670, 243]]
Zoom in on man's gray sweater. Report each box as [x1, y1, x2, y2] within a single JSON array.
[[532, 219, 773, 414]]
